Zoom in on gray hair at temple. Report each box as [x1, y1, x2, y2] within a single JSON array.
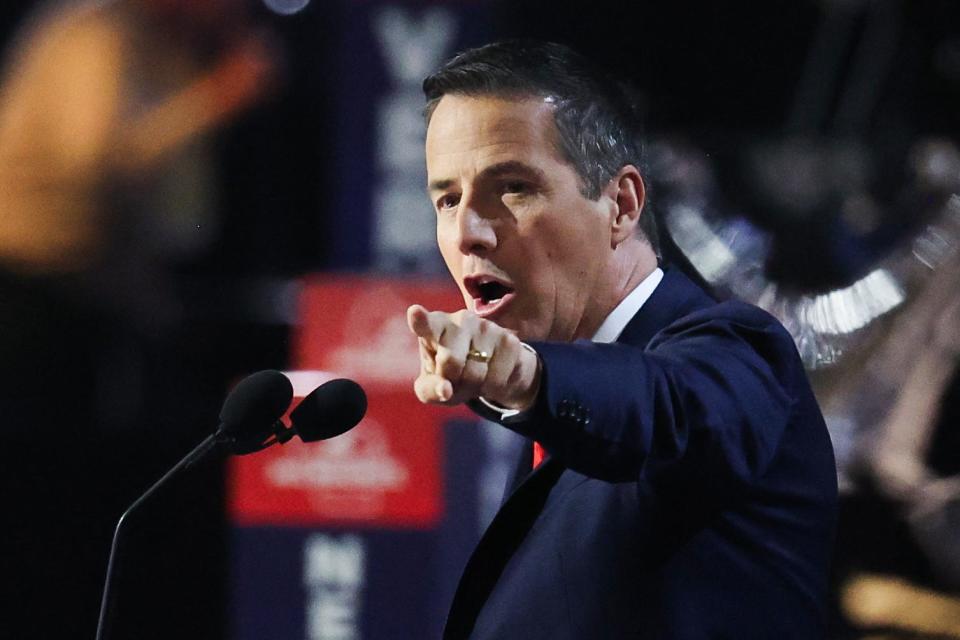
[[422, 39, 658, 252]]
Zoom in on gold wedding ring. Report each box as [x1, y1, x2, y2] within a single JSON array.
[[466, 348, 493, 364]]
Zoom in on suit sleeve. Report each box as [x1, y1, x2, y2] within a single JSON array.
[[508, 303, 802, 490]]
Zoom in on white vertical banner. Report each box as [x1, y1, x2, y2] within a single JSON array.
[[304, 534, 366, 640], [370, 7, 457, 272]]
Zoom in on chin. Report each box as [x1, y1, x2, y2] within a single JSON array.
[[514, 322, 548, 343]]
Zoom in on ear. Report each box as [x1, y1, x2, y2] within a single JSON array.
[[608, 165, 645, 248]]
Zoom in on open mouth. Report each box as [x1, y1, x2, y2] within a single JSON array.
[[464, 275, 516, 316], [477, 280, 512, 304]]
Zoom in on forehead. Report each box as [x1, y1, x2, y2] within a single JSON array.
[[425, 95, 566, 179]]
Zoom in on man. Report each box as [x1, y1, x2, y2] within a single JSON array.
[[407, 40, 837, 639]]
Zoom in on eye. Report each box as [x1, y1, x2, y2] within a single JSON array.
[[501, 180, 530, 195], [436, 193, 460, 212]]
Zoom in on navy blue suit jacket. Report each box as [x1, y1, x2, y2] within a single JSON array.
[[445, 269, 837, 639]]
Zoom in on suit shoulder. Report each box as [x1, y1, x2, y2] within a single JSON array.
[[651, 299, 802, 366], [662, 298, 789, 335]]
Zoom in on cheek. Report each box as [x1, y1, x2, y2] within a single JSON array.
[[533, 217, 593, 271], [436, 225, 459, 267], [436, 227, 471, 305]]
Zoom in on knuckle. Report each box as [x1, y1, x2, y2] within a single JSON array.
[[460, 366, 486, 390], [506, 365, 525, 387], [480, 376, 507, 401], [436, 349, 464, 373], [476, 318, 492, 335], [453, 309, 472, 328], [497, 330, 519, 351], [477, 381, 494, 400]]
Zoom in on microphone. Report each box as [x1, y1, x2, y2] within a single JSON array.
[[97, 371, 369, 640], [222, 376, 368, 453], [217, 369, 294, 454], [282, 378, 368, 443], [96, 370, 295, 640], [220, 369, 295, 435]]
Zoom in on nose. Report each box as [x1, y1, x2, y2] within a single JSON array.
[[456, 200, 497, 256]]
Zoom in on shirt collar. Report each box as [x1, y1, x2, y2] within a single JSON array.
[[591, 267, 664, 344]]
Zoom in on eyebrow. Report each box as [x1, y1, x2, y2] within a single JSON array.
[[427, 161, 548, 193]]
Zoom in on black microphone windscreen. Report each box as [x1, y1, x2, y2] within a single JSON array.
[[290, 378, 367, 442], [219, 369, 293, 436]]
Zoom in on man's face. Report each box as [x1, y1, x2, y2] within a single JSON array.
[[426, 95, 615, 342]]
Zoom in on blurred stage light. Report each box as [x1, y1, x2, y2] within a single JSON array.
[[263, 0, 311, 16]]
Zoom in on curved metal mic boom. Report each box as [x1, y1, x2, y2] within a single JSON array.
[[95, 369, 294, 640], [94, 371, 369, 640]]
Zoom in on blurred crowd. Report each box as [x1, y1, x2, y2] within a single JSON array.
[[0, 0, 281, 637]]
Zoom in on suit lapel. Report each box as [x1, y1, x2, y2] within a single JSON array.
[[500, 438, 533, 507], [444, 455, 564, 639]]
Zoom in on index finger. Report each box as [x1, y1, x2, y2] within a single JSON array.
[[407, 304, 447, 345]]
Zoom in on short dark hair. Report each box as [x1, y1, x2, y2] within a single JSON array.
[[423, 39, 657, 251]]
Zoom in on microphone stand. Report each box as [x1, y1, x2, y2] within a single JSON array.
[[94, 431, 229, 640]]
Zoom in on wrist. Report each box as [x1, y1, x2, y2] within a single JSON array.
[[503, 342, 541, 411]]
